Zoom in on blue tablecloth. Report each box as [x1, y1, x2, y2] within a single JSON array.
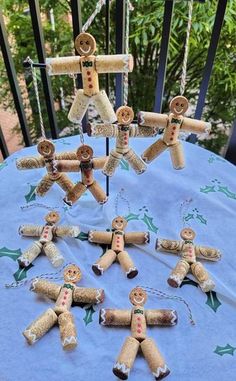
[[0, 135, 236, 381]]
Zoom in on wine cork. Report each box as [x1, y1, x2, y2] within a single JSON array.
[[36, 175, 54, 196], [92, 156, 108, 169], [88, 230, 113, 244], [39, 225, 54, 243], [168, 259, 190, 288], [68, 89, 90, 123], [55, 226, 80, 238], [115, 127, 130, 154], [16, 156, 45, 169], [58, 311, 77, 350], [56, 173, 74, 193], [56, 160, 80, 172], [30, 278, 61, 301], [55, 151, 77, 160], [92, 249, 116, 275], [129, 124, 158, 138], [195, 245, 221, 261], [19, 224, 43, 237], [142, 139, 168, 163], [182, 117, 211, 134], [54, 285, 74, 314], [141, 338, 170, 380], [145, 309, 178, 326], [43, 241, 64, 268], [23, 308, 58, 345], [81, 56, 99, 96], [96, 54, 134, 73], [73, 287, 105, 305], [156, 238, 183, 254], [113, 336, 139, 380], [99, 309, 131, 326], [81, 166, 94, 186], [46, 56, 81, 75], [111, 232, 125, 252], [117, 250, 138, 279], [131, 306, 146, 341], [124, 148, 146, 174], [170, 142, 185, 170], [18, 241, 42, 267], [103, 149, 122, 176], [88, 123, 117, 137], [64, 182, 87, 205], [162, 114, 182, 145], [138, 111, 168, 128], [191, 262, 215, 292], [125, 232, 150, 245], [93, 90, 117, 123]]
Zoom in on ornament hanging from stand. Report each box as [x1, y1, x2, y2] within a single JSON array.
[[138, 0, 211, 170], [22, 264, 105, 350]]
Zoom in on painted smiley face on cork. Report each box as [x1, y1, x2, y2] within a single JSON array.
[[169, 96, 189, 116], [116, 106, 134, 125], [77, 145, 93, 162], [75, 32, 96, 56], [45, 211, 60, 224], [37, 139, 55, 157], [180, 227, 196, 241], [64, 264, 82, 283], [129, 287, 147, 306], [112, 216, 128, 230]]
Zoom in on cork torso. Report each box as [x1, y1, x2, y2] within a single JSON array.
[[44, 156, 60, 179], [39, 224, 54, 244], [80, 160, 94, 186], [116, 125, 130, 154], [181, 241, 196, 264], [131, 306, 147, 341], [81, 56, 99, 96], [111, 230, 125, 253], [162, 114, 183, 145], [54, 283, 74, 314]]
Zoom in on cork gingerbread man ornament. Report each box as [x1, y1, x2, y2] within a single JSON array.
[[88, 216, 150, 278], [56, 144, 108, 205], [156, 227, 221, 292], [46, 32, 133, 124], [18, 211, 80, 268], [88, 105, 158, 176], [23, 264, 105, 350], [16, 139, 77, 196], [138, 95, 211, 169], [100, 287, 177, 380]]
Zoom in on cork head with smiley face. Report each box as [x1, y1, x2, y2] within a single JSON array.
[[75, 32, 96, 57], [180, 227, 196, 241], [64, 264, 82, 284], [37, 139, 55, 158], [129, 287, 147, 306], [112, 216, 128, 231], [77, 145, 93, 162], [116, 106, 134, 126], [169, 96, 189, 116], [45, 210, 60, 225]]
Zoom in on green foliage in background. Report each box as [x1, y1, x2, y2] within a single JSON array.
[[0, 0, 236, 154]]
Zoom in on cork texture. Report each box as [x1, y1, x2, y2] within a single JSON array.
[[99, 309, 131, 326], [138, 111, 168, 128], [195, 245, 221, 261], [64, 182, 87, 205], [103, 150, 122, 176], [16, 156, 45, 169], [125, 232, 150, 245], [18, 241, 42, 267], [93, 249, 116, 275], [58, 311, 77, 350], [68, 89, 90, 123], [113, 336, 139, 380], [168, 259, 190, 288], [23, 308, 58, 345], [142, 139, 168, 163], [145, 309, 178, 326], [30, 278, 61, 301], [19, 225, 43, 237], [88, 181, 107, 204], [56, 160, 80, 172], [169, 142, 185, 169], [141, 338, 169, 380], [46, 56, 81, 75], [43, 241, 64, 268], [96, 54, 134, 73], [36, 175, 55, 196], [73, 287, 105, 305], [93, 90, 116, 123], [131, 306, 147, 341], [88, 230, 113, 244], [55, 226, 80, 238], [117, 251, 138, 279], [124, 148, 146, 174]]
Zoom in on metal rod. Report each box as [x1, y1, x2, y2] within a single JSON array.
[[0, 126, 10, 159], [0, 9, 32, 147], [224, 120, 236, 165]]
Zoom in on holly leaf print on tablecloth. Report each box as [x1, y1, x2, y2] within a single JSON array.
[[214, 344, 236, 356], [218, 186, 236, 200], [141, 213, 158, 233], [200, 185, 216, 194], [0, 247, 22, 261], [25, 185, 37, 203], [0, 162, 8, 171], [14, 263, 33, 282], [125, 213, 140, 222], [184, 208, 207, 225], [120, 158, 129, 171], [196, 214, 207, 225], [180, 277, 199, 288], [200, 179, 236, 200], [76, 232, 89, 241], [206, 291, 222, 312], [208, 154, 227, 164], [83, 305, 95, 326]]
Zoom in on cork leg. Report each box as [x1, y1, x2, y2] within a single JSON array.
[[141, 337, 170, 380], [68, 89, 90, 123], [43, 241, 64, 268], [117, 250, 138, 279], [168, 260, 190, 288], [103, 150, 122, 177], [88, 181, 108, 204], [169, 141, 185, 170], [124, 148, 146, 174], [36, 174, 54, 196], [56, 173, 74, 193], [18, 241, 42, 267], [92, 249, 116, 276], [58, 311, 77, 351], [23, 308, 58, 345], [142, 139, 167, 163], [93, 90, 117, 123], [64, 182, 87, 205], [191, 262, 215, 292], [113, 336, 140, 380]]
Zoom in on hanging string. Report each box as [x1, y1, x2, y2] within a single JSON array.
[[179, 0, 193, 95], [114, 188, 131, 216], [20, 203, 60, 211], [5, 262, 73, 289], [82, 0, 114, 32], [138, 285, 195, 326], [26, 57, 46, 139], [179, 198, 193, 227], [123, 0, 134, 106]]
